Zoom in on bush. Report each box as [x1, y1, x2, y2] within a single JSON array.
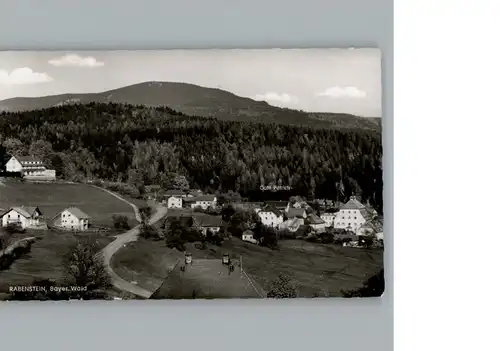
[[112, 215, 130, 230], [267, 275, 298, 298]]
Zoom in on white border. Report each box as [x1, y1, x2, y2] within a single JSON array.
[[396, 1, 500, 350]]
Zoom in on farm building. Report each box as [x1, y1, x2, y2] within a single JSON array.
[[52, 207, 90, 231], [255, 205, 284, 228], [187, 189, 204, 197], [185, 194, 217, 210], [193, 214, 223, 235], [0, 206, 45, 229], [4, 155, 56, 180], [242, 230, 258, 244], [334, 196, 375, 232], [278, 217, 305, 232]]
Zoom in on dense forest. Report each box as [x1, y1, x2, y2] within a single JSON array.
[[0, 102, 383, 213]]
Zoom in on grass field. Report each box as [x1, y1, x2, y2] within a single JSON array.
[[110, 238, 184, 292], [0, 180, 139, 227], [111, 235, 384, 298], [183, 239, 383, 297], [152, 258, 262, 299], [0, 229, 115, 295]]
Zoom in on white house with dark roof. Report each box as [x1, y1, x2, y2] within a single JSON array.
[[52, 207, 90, 231], [192, 214, 223, 235], [0, 206, 44, 229], [255, 205, 284, 227], [5, 155, 56, 180], [334, 196, 374, 232]]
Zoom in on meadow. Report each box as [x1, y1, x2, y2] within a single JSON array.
[[0, 180, 141, 297], [111, 236, 384, 298], [0, 180, 140, 226]]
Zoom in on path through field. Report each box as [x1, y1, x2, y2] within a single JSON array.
[[95, 186, 168, 298]]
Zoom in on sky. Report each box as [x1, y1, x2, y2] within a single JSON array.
[[0, 49, 382, 117]]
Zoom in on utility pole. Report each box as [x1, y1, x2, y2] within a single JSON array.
[[240, 255, 243, 272]]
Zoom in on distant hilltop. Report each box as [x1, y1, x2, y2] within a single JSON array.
[[0, 81, 381, 132]]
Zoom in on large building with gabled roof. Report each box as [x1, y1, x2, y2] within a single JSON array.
[[333, 195, 374, 232], [52, 207, 90, 231]]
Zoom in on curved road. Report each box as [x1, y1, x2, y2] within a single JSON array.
[[93, 186, 168, 298]]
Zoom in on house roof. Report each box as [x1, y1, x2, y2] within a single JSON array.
[[193, 214, 223, 228], [164, 189, 186, 196], [65, 207, 90, 219], [307, 214, 326, 225], [14, 155, 43, 163], [264, 201, 288, 209], [280, 217, 304, 229], [259, 205, 282, 217], [360, 220, 383, 233], [185, 194, 216, 202], [341, 197, 366, 210], [242, 230, 254, 236], [320, 212, 336, 217], [2, 206, 41, 218], [287, 208, 306, 219]]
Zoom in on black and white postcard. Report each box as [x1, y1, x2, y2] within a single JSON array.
[[0, 49, 383, 300]]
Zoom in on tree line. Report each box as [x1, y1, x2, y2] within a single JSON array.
[[0, 102, 383, 213]]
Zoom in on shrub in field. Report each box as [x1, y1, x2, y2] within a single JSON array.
[[267, 274, 298, 298], [112, 214, 130, 230]]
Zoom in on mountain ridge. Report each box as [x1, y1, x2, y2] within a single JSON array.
[[0, 81, 381, 132]]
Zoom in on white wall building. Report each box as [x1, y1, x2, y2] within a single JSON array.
[[1, 206, 43, 229], [167, 196, 183, 209], [188, 195, 217, 210], [334, 196, 373, 232], [5, 155, 56, 180], [242, 230, 258, 244], [256, 206, 284, 227], [52, 207, 90, 231]]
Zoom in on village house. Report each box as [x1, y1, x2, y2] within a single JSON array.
[[320, 212, 336, 227], [285, 198, 311, 213], [4, 155, 56, 180], [185, 194, 217, 210], [357, 219, 384, 238], [192, 214, 223, 235], [307, 213, 327, 233], [255, 205, 284, 228], [0, 206, 44, 229], [52, 207, 90, 231], [167, 196, 183, 209], [334, 196, 375, 232], [242, 230, 258, 244], [278, 217, 305, 232]]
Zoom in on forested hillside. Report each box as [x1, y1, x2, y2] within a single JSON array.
[[0, 102, 383, 213], [0, 81, 381, 132]]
